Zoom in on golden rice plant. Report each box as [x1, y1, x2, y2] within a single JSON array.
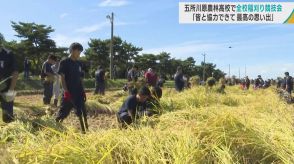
[[1, 86, 294, 163]]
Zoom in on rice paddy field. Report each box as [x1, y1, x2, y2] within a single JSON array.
[[1, 85, 294, 163]]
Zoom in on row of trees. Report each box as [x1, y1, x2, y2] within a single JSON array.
[[132, 52, 225, 80], [1, 21, 225, 80], [84, 37, 225, 80], [1, 22, 68, 75]]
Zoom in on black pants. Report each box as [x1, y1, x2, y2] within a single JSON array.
[[24, 70, 29, 79], [287, 89, 292, 95], [43, 81, 53, 104], [95, 82, 105, 95], [56, 96, 87, 121], [175, 84, 184, 92], [117, 112, 132, 128], [0, 97, 14, 123]]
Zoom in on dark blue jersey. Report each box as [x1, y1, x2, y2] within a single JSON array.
[[174, 72, 184, 88], [41, 61, 54, 78], [127, 70, 138, 82], [95, 69, 105, 83], [286, 76, 293, 90], [58, 58, 84, 96], [118, 95, 146, 118], [24, 59, 30, 70]]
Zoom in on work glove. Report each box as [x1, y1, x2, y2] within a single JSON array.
[[64, 91, 72, 102], [1, 90, 17, 102]]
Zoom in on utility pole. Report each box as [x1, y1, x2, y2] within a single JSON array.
[[202, 53, 206, 81], [107, 12, 114, 79], [238, 67, 240, 79], [229, 64, 231, 78], [245, 65, 247, 77], [227, 46, 232, 78]]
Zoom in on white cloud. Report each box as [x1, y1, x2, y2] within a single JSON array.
[[98, 0, 129, 7], [75, 21, 130, 33], [59, 13, 69, 19], [75, 22, 109, 33], [52, 34, 88, 48], [142, 41, 228, 59]]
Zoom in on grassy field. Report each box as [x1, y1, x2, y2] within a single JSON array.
[[1, 85, 294, 163]]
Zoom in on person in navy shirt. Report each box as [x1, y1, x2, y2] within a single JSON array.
[[174, 66, 185, 92], [285, 72, 293, 95], [0, 46, 18, 123], [41, 55, 57, 105], [245, 76, 250, 90], [94, 65, 106, 95], [127, 65, 139, 82], [24, 57, 30, 79], [55, 42, 88, 133], [117, 86, 151, 128]]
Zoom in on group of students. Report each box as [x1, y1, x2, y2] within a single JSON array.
[[239, 72, 293, 95], [41, 43, 89, 132], [253, 75, 271, 89], [3, 40, 294, 132], [0, 42, 89, 132], [124, 65, 164, 92], [240, 76, 251, 90], [117, 65, 199, 128], [0, 41, 163, 132], [38, 43, 89, 132], [239, 75, 264, 90]]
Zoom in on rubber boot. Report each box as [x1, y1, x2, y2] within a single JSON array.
[[78, 116, 86, 134], [83, 114, 89, 130]]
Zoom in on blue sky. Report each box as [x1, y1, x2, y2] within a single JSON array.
[[1, 0, 294, 79]]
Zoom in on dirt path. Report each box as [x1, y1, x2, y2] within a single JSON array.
[[12, 91, 124, 131]]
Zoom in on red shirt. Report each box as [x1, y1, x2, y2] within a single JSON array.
[[145, 72, 157, 86]]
